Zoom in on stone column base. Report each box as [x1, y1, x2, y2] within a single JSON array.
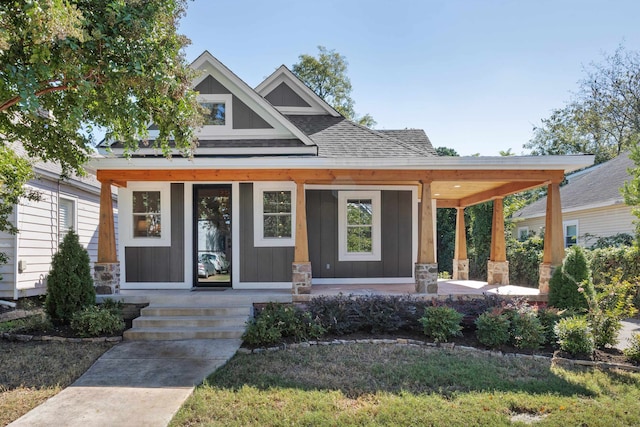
[[415, 263, 438, 294], [538, 263, 558, 294], [452, 259, 469, 280], [94, 262, 120, 295], [487, 260, 509, 285], [292, 262, 312, 295]]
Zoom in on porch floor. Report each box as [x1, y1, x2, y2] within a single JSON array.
[[103, 279, 542, 305]]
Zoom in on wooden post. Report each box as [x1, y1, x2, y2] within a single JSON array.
[[418, 181, 436, 264], [294, 181, 309, 263], [97, 180, 117, 263], [539, 181, 564, 293], [490, 197, 506, 262], [454, 207, 467, 261]]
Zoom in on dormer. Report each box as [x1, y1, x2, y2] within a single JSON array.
[[256, 65, 341, 117]]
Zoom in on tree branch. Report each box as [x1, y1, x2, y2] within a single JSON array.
[[0, 84, 70, 112]]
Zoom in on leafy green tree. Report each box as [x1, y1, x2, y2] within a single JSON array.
[[467, 202, 493, 279], [1, 0, 202, 269], [292, 46, 375, 127], [525, 46, 640, 164], [435, 146, 459, 157], [45, 230, 96, 324]]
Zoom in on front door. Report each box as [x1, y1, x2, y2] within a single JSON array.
[[193, 185, 232, 287]]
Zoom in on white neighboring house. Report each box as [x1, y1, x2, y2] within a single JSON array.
[[0, 144, 118, 299], [512, 152, 636, 248]]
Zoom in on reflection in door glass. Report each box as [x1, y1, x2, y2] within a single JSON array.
[[195, 186, 231, 286]]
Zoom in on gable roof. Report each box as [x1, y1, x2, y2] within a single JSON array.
[[378, 129, 437, 156], [255, 65, 341, 117], [512, 152, 635, 219]]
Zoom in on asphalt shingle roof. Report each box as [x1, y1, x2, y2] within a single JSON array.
[[378, 129, 437, 156], [513, 152, 635, 219], [286, 115, 436, 158]]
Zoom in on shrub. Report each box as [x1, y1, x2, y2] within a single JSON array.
[[537, 306, 563, 345], [45, 230, 96, 324], [509, 311, 545, 350], [242, 303, 325, 347], [554, 316, 594, 356], [548, 245, 591, 311], [623, 333, 640, 364], [507, 235, 543, 287], [419, 306, 463, 343], [475, 309, 510, 348], [70, 305, 125, 337], [589, 246, 640, 285], [307, 294, 360, 335], [587, 233, 634, 249]]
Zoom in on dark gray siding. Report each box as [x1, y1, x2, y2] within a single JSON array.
[[265, 82, 311, 107], [239, 183, 294, 282], [307, 190, 413, 278], [125, 184, 184, 282], [195, 75, 272, 129]]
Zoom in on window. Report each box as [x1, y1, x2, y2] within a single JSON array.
[[58, 197, 76, 242], [338, 191, 381, 261], [517, 226, 529, 241], [254, 182, 296, 247], [564, 220, 579, 247], [122, 183, 171, 246], [133, 191, 162, 238], [198, 94, 232, 133]]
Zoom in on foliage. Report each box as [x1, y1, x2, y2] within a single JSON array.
[[623, 333, 640, 363], [292, 46, 375, 127], [508, 310, 545, 350], [44, 230, 95, 324], [70, 305, 125, 337], [554, 315, 595, 356], [587, 233, 634, 249], [1, 0, 203, 248], [435, 146, 459, 156], [242, 303, 325, 347], [537, 306, 564, 345], [548, 245, 591, 310], [525, 46, 640, 164], [506, 234, 544, 287], [475, 309, 511, 348], [584, 274, 638, 349], [624, 144, 640, 237], [467, 201, 493, 279], [0, 313, 52, 334], [419, 306, 463, 343], [589, 246, 640, 285], [436, 208, 456, 274]]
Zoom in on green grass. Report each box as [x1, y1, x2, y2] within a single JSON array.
[[171, 344, 640, 426]]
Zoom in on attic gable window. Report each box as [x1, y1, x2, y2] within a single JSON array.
[[198, 94, 232, 132]]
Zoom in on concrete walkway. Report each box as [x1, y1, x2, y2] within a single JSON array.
[[9, 339, 242, 427]]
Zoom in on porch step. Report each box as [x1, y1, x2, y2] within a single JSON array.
[[124, 304, 252, 341]]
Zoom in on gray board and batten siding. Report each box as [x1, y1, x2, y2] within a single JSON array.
[[306, 190, 413, 279], [264, 82, 311, 107], [125, 184, 184, 282], [195, 75, 273, 129]]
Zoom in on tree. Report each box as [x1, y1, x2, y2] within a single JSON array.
[[292, 46, 376, 127], [435, 146, 459, 157], [1, 1, 202, 264], [525, 46, 640, 164]]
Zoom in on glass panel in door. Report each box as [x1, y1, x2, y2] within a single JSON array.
[[194, 185, 231, 287]]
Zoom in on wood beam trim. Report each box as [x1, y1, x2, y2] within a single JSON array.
[[459, 181, 548, 207], [436, 199, 461, 208]]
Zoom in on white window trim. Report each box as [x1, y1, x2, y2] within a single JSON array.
[[563, 220, 579, 247], [198, 94, 233, 134], [58, 195, 77, 242], [338, 190, 381, 262], [517, 226, 529, 241], [120, 182, 171, 247], [253, 181, 296, 247]]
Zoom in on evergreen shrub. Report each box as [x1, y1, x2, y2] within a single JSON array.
[[548, 245, 590, 311]]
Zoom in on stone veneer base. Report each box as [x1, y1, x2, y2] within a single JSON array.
[[94, 262, 121, 295], [487, 260, 509, 285], [292, 262, 312, 295], [415, 263, 438, 294], [452, 259, 469, 280]]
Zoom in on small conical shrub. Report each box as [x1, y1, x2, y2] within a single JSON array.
[[45, 230, 96, 324], [548, 245, 590, 311]]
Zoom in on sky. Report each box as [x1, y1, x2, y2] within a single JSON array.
[[178, 0, 640, 156]]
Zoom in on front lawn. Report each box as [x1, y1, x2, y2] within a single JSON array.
[[171, 343, 640, 426]]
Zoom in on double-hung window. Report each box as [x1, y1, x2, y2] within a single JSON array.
[[338, 191, 381, 261], [122, 183, 171, 246], [58, 197, 76, 242], [132, 191, 162, 238], [563, 220, 578, 247], [254, 182, 296, 247]]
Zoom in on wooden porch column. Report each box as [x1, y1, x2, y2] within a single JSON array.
[[487, 197, 509, 285], [539, 181, 564, 293], [415, 181, 438, 293], [94, 180, 120, 294], [452, 207, 469, 280], [292, 181, 311, 298]]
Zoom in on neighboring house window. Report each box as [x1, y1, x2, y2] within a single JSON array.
[[563, 220, 579, 247], [338, 191, 381, 261], [254, 182, 296, 247], [122, 183, 171, 246], [517, 226, 529, 241], [58, 197, 76, 242], [199, 94, 232, 132]]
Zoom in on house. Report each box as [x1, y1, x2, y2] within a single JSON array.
[[0, 144, 119, 300], [92, 51, 593, 296], [512, 152, 636, 248]]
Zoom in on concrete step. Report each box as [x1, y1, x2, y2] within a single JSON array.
[[123, 326, 245, 341], [140, 305, 251, 317], [132, 315, 249, 329]]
